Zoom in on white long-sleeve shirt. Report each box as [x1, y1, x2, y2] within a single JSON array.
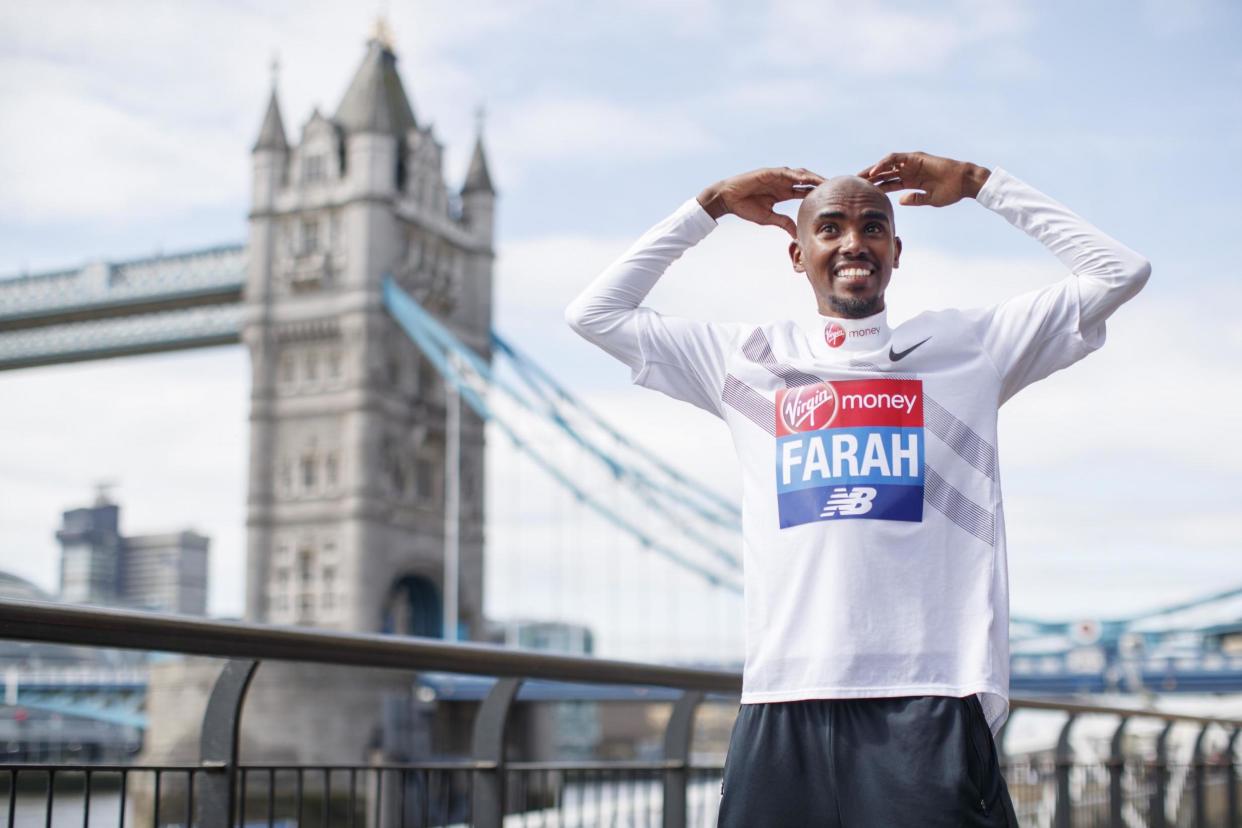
[[565, 169, 1150, 734]]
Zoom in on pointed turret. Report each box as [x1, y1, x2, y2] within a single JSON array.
[[461, 116, 495, 243], [334, 30, 417, 136], [462, 136, 495, 195], [252, 87, 289, 153]]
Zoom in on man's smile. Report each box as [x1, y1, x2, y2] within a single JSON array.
[[832, 262, 877, 287]]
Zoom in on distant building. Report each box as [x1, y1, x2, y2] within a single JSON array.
[[54, 490, 209, 615], [500, 620, 595, 655]]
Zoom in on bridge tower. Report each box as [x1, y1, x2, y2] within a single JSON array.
[[242, 28, 494, 638]]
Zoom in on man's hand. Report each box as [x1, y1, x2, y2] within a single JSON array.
[[859, 152, 991, 208], [697, 167, 825, 238]]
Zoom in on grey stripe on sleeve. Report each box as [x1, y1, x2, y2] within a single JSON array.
[[923, 396, 998, 480], [721, 374, 777, 436], [924, 465, 995, 546], [742, 328, 822, 388]]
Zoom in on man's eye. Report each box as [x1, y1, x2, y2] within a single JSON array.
[[866, 223, 882, 233], [819, 224, 837, 234]]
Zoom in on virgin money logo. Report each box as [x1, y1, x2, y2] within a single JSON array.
[[779, 383, 838, 433], [825, 323, 846, 349]]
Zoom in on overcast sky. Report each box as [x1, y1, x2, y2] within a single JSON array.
[[1, 0, 1240, 662]]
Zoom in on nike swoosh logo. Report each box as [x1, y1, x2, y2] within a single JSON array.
[[889, 337, 931, 362]]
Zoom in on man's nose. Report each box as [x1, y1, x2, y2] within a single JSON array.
[[840, 228, 864, 253]]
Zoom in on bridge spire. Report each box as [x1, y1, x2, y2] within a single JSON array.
[[252, 58, 288, 153], [462, 107, 495, 195]]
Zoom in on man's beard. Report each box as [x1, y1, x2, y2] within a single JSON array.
[[828, 293, 881, 319]]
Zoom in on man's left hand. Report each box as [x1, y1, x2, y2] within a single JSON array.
[[859, 152, 991, 208]]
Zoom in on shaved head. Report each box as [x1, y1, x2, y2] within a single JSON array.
[[789, 174, 902, 319], [797, 176, 894, 235]]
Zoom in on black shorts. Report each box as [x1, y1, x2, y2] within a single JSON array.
[[718, 694, 1019, 827]]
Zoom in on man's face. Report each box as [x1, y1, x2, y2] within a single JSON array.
[[790, 176, 901, 319]]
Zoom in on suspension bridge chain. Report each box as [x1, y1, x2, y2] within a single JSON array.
[[382, 277, 743, 607]]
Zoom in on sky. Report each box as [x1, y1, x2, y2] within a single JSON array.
[[1, 0, 1240, 662]]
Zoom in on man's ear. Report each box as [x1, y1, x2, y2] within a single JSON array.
[[893, 236, 903, 269], [789, 240, 805, 273]]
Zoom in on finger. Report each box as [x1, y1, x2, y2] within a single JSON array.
[[759, 211, 799, 237], [795, 167, 826, 184], [859, 152, 903, 178], [875, 179, 906, 193], [899, 191, 929, 207], [777, 166, 824, 186]]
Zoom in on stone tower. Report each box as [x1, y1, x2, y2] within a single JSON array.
[[242, 30, 494, 639]]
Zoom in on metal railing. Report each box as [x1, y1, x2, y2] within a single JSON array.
[[0, 598, 1239, 827]]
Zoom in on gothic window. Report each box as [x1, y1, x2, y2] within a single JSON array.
[[327, 351, 341, 380], [301, 454, 317, 490], [416, 458, 435, 503], [304, 154, 326, 183], [392, 457, 407, 495], [279, 459, 293, 493], [322, 565, 337, 609], [299, 548, 314, 583], [305, 351, 318, 382], [280, 354, 295, 384], [326, 452, 338, 487], [302, 219, 320, 254]]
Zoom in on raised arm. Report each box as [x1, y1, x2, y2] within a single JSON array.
[[859, 151, 1152, 331], [860, 150, 1151, 401], [565, 166, 823, 371]]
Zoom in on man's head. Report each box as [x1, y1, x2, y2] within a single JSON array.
[[789, 175, 901, 319]]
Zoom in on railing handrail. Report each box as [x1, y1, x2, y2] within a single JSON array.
[[0, 598, 741, 694], [2, 598, 1239, 728]]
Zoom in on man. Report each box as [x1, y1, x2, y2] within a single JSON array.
[[565, 152, 1150, 826]]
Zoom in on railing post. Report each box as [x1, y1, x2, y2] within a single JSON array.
[[1152, 721, 1174, 828], [471, 677, 522, 828], [1192, 722, 1211, 828], [661, 690, 704, 828], [1108, 716, 1129, 828], [1053, 713, 1077, 828], [1227, 727, 1240, 828], [198, 659, 259, 828]]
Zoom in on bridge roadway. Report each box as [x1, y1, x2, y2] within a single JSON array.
[[0, 244, 244, 370]]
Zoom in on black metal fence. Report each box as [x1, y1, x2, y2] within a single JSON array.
[[0, 599, 1238, 827]]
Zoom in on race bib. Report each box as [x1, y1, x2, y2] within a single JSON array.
[[775, 379, 924, 528]]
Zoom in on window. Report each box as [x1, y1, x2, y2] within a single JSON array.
[[305, 352, 318, 381], [280, 355, 295, 384], [299, 549, 314, 582], [301, 455, 317, 489], [303, 155, 326, 183], [302, 219, 320, 254], [326, 453, 338, 487], [327, 352, 341, 379], [416, 458, 435, 502], [280, 460, 293, 492]]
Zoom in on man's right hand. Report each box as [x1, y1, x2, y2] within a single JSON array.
[[697, 167, 824, 238]]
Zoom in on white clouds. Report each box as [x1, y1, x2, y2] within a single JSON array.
[[0, 348, 249, 615], [756, 0, 1032, 75], [489, 95, 717, 181]]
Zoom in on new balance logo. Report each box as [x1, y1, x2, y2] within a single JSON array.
[[820, 486, 877, 517]]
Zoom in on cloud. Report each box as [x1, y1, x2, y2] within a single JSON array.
[[489, 95, 716, 181], [755, 0, 1032, 75]]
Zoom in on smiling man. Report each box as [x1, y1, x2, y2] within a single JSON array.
[[565, 152, 1150, 826]]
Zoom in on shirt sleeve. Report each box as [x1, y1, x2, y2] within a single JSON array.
[[972, 168, 1152, 405], [564, 198, 743, 417]]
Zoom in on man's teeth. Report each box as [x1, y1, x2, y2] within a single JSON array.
[[836, 267, 872, 277]]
